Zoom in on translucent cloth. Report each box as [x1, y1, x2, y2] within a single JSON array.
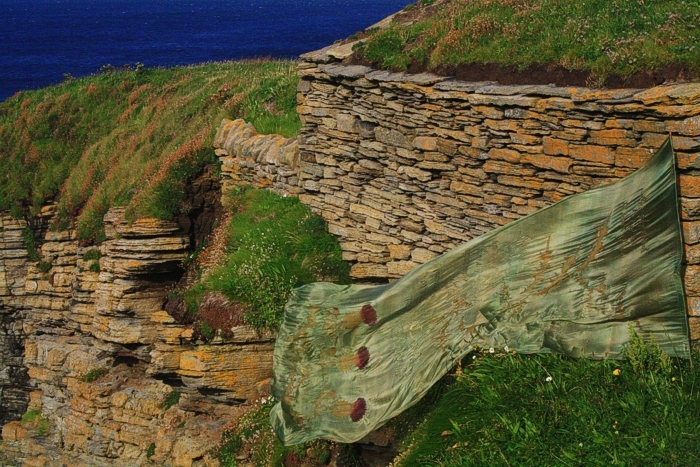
[[271, 139, 689, 445]]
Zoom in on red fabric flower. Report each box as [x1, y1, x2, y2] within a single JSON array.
[[356, 346, 370, 369], [360, 305, 377, 326], [350, 398, 367, 422]]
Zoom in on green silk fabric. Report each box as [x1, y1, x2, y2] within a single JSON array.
[[271, 139, 689, 445]]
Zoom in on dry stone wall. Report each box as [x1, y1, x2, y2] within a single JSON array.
[[214, 57, 700, 346], [296, 60, 700, 344]]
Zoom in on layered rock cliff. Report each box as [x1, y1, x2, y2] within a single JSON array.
[[0, 167, 276, 466]]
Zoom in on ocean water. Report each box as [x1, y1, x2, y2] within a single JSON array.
[[0, 0, 409, 101]]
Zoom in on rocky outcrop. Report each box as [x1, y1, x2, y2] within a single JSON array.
[[0, 215, 32, 429], [0, 168, 275, 466]]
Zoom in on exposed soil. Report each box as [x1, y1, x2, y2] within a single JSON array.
[[348, 53, 695, 89]]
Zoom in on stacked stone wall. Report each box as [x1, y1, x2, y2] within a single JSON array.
[[214, 60, 700, 345]]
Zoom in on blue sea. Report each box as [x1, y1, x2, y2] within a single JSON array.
[[0, 0, 409, 101]]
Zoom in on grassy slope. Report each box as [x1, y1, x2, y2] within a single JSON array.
[[392, 336, 700, 466], [0, 60, 299, 241], [180, 187, 350, 332], [357, 0, 700, 82]]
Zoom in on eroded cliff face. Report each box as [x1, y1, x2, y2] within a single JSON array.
[[0, 167, 275, 467]]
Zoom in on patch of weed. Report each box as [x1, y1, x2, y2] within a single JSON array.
[[21, 408, 49, 436], [80, 367, 108, 383], [160, 390, 181, 410]]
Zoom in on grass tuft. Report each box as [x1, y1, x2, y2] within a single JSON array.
[[80, 367, 108, 383], [217, 397, 335, 467], [159, 390, 181, 410], [21, 408, 49, 436]]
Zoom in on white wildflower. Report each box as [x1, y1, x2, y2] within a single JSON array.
[[546, 376, 553, 382], [489, 347, 495, 354]]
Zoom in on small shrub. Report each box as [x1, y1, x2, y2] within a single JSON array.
[[88, 261, 101, 273], [159, 390, 181, 410], [82, 248, 102, 261], [38, 260, 52, 273], [146, 442, 156, 459], [625, 325, 673, 377], [23, 227, 40, 261], [21, 408, 49, 436], [198, 321, 216, 341], [80, 367, 108, 382]]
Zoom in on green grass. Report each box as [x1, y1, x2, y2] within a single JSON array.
[[21, 408, 49, 436], [391, 333, 700, 467], [22, 227, 39, 261], [38, 261, 52, 273], [0, 60, 300, 242], [79, 367, 108, 383], [217, 398, 336, 467], [358, 0, 700, 81], [83, 248, 103, 273], [159, 390, 181, 410], [183, 187, 350, 331]]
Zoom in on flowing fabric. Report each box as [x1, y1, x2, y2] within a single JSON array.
[[271, 139, 689, 445]]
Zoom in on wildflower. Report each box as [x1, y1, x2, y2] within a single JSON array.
[[613, 369, 621, 376], [672, 377, 677, 382], [579, 443, 583, 448], [545, 376, 553, 382], [472, 355, 477, 360], [503, 345, 509, 352], [489, 347, 495, 354]]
